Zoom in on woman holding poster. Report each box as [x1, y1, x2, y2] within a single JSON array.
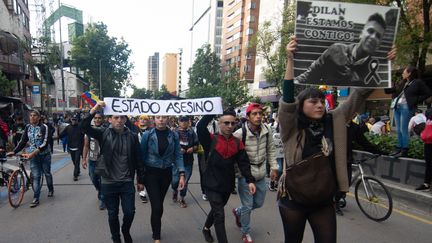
[[276, 37, 395, 243]]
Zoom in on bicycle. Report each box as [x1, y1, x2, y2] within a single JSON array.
[[0, 157, 13, 194], [342, 154, 393, 222], [8, 155, 44, 208]]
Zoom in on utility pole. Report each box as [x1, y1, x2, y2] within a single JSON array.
[[99, 59, 103, 98], [58, 0, 66, 113]]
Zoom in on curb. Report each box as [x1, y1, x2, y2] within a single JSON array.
[[381, 178, 432, 215]]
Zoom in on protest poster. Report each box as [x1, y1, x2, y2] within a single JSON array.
[[294, 0, 400, 88], [103, 97, 223, 116]]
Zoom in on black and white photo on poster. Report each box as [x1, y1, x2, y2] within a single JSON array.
[[294, 0, 400, 88]]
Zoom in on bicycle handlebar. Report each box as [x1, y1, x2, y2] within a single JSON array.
[[354, 154, 381, 164]]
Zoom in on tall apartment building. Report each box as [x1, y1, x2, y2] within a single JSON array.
[[209, 0, 224, 58], [147, 52, 159, 91], [162, 53, 178, 95], [221, 0, 260, 83], [0, 0, 32, 99], [253, 0, 285, 102]]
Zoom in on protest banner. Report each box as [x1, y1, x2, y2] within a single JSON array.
[[294, 0, 400, 88], [103, 97, 223, 116]]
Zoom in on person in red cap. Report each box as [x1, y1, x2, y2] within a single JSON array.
[[232, 103, 278, 243]]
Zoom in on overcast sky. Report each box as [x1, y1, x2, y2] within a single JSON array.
[[30, 0, 212, 90]]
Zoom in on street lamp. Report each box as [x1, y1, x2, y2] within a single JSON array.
[[99, 59, 102, 98]]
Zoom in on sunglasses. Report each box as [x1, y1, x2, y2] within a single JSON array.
[[223, 121, 237, 126]]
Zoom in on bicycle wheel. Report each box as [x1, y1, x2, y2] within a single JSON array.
[[354, 176, 393, 222], [8, 170, 25, 208], [29, 172, 44, 193]]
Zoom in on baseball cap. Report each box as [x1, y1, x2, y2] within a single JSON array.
[[246, 103, 263, 115], [178, 116, 189, 122]]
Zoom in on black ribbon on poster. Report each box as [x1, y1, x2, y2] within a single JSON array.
[[365, 59, 380, 85]]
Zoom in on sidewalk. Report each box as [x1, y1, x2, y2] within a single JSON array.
[[380, 178, 432, 215]]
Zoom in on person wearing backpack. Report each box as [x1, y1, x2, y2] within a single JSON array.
[[232, 103, 278, 243], [197, 109, 256, 243]]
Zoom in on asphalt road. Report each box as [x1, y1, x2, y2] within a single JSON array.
[[0, 144, 431, 243]]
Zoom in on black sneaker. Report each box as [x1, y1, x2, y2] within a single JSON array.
[[73, 176, 78, 181], [202, 227, 214, 242], [268, 181, 277, 191], [30, 198, 39, 208], [172, 190, 178, 202], [99, 200, 106, 210], [47, 191, 54, 197], [335, 204, 344, 216], [415, 183, 430, 191], [140, 195, 148, 203]]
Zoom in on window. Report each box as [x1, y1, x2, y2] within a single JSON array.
[[249, 2, 256, 9], [226, 48, 232, 54], [246, 53, 252, 60], [244, 65, 251, 72], [246, 28, 254, 35], [217, 1, 223, 8], [228, 0, 235, 6], [247, 16, 255, 22]]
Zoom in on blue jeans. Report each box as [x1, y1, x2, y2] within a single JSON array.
[[237, 177, 267, 234], [89, 160, 102, 200], [393, 104, 412, 149], [171, 163, 192, 197], [276, 158, 284, 177], [101, 181, 135, 242], [30, 153, 54, 200]]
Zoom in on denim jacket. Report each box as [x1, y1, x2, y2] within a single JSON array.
[[141, 128, 185, 172]]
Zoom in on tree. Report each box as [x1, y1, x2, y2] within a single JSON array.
[[0, 70, 15, 96], [218, 66, 252, 108], [250, 3, 295, 94], [70, 22, 134, 98], [187, 44, 221, 98], [153, 84, 170, 99], [130, 84, 153, 99]]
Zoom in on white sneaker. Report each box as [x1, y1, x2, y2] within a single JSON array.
[[202, 194, 208, 201], [139, 190, 147, 197]]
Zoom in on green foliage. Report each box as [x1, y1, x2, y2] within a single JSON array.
[[153, 84, 170, 99], [70, 22, 134, 98], [187, 44, 221, 98], [218, 66, 252, 108], [0, 70, 15, 96], [250, 3, 295, 94], [364, 133, 424, 159], [130, 85, 153, 99]]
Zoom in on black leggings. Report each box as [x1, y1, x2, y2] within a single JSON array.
[[279, 201, 336, 243], [144, 167, 172, 240]]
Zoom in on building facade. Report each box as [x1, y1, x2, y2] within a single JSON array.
[[0, 0, 32, 99], [162, 53, 178, 95], [221, 0, 260, 83], [209, 0, 224, 58], [147, 52, 159, 91]]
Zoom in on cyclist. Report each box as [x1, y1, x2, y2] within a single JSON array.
[[7, 110, 54, 208]]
